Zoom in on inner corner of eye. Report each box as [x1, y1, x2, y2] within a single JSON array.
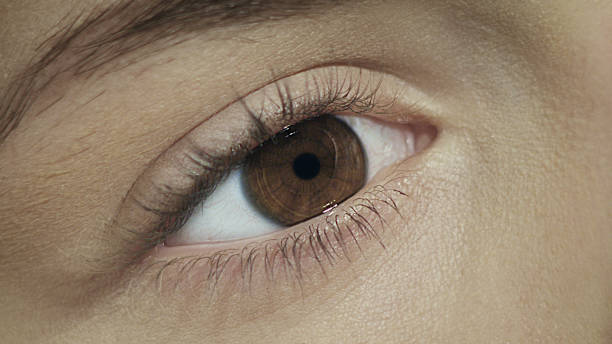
[[165, 114, 431, 246]]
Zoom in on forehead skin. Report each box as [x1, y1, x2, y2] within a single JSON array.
[[0, 0, 611, 343]]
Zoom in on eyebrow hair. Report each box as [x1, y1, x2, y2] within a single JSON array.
[[0, 0, 345, 145]]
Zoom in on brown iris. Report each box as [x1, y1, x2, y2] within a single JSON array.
[[245, 115, 366, 225]]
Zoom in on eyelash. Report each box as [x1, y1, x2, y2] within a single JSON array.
[[145, 184, 407, 297], [120, 68, 417, 296], [140, 71, 393, 242]]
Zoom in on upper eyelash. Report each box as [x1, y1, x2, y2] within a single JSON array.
[[132, 69, 397, 249]]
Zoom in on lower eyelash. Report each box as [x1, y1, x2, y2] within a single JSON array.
[[138, 181, 409, 299]]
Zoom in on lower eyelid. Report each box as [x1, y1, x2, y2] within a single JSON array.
[[142, 165, 424, 298]]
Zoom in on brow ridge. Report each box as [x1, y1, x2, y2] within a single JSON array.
[[0, 0, 345, 146]]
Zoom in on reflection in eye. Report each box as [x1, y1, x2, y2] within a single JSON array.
[[167, 114, 416, 245]]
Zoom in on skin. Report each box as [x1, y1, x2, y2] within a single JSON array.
[[1, 0, 611, 343]]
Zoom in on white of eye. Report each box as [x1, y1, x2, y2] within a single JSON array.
[[166, 115, 416, 245]]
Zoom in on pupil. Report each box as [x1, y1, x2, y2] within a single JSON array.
[[292, 153, 321, 180]]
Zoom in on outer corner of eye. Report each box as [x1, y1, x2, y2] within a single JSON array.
[[165, 111, 436, 247]]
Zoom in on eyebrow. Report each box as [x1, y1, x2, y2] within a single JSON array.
[[0, 0, 345, 145]]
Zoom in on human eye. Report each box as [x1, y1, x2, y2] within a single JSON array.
[[168, 113, 421, 243], [114, 66, 437, 294]]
